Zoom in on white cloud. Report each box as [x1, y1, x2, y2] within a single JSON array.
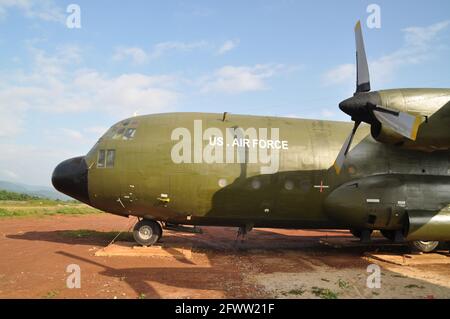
[[113, 39, 242, 64], [0, 143, 76, 186], [0, 0, 65, 23], [113, 41, 209, 64], [71, 71, 179, 116], [149, 41, 208, 59], [201, 64, 284, 94], [112, 47, 148, 65], [84, 126, 109, 136], [42, 127, 98, 152], [321, 108, 336, 118], [61, 128, 83, 140], [322, 64, 354, 87], [322, 20, 450, 88], [0, 169, 19, 180], [217, 39, 239, 55], [0, 103, 24, 137], [0, 44, 180, 137], [0, 41, 288, 141], [403, 20, 450, 47]]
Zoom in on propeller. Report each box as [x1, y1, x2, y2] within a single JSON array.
[[334, 120, 361, 175], [355, 20, 370, 93], [368, 103, 422, 140], [333, 21, 370, 174], [333, 21, 423, 174]]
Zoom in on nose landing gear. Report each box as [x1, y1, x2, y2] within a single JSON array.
[[133, 219, 162, 246]]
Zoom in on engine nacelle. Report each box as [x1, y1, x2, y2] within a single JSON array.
[[324, 175, 406, 230], [371, 120, 450, 152], [324, 175, 450, 236], [371, 123, 405, 146], [341, 89, 450, 151]]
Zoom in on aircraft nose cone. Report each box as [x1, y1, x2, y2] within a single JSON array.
[[52, 156, 90, 204]]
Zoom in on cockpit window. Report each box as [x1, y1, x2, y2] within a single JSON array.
[[97, 149, 115, 168], [106, 150, 115, 168], [113, 128, 125, 140], [97, 150, 106, 168], [123, 128, 136, 140], [104, 119, 139, 140]]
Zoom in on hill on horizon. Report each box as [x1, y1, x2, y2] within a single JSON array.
[[0, 180, 71, 201]]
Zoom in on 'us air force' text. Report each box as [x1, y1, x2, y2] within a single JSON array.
[[171, 120, 288, 174]]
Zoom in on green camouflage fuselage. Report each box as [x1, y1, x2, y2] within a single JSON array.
[[84, 112, 450, 235]]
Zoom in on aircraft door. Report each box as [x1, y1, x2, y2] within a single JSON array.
[[118, 145, 139, 213], [366, 203, 392, 229], [366, 181, 408, 229]]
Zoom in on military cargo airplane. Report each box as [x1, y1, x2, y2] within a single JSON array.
[[52, 22, 450, 253]]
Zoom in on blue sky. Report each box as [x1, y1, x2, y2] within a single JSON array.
[[0, 0, 449, 186]]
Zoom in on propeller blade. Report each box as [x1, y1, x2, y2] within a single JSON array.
[[334, 121, 361, 174], [372, 106, 422, 140], [355, 21, 371, 93]]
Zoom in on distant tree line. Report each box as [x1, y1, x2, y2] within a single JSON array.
[[0, 189, 81, 203], [0, 190, 44, 201]]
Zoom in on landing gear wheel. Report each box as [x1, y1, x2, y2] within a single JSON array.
[[409, 241, 439, 253], [380, 230, 396, 241], [350, 229, 373, 239], [133, 219, 162, 246]]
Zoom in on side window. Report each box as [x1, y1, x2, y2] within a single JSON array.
[[106, 150, 115, 168], [97, 149, 115, 168], [97, 150, 106, 168]]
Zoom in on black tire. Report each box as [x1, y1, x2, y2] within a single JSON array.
[[409, 240, 439, 253], [133, 219, 162, 246], [350, 229, 373, 239], [380, 230, 396, 242]]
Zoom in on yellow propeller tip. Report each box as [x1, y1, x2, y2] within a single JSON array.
[[334, 163, 342, 175], [410, 116, 422, 141]]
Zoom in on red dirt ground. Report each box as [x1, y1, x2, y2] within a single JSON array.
[[0, 214, 448, 299]]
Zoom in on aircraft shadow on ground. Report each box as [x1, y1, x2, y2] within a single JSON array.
[[54, 248, 450, 299], [56, 251, 234, 298], [7, 230, 450, 298], [7, 228, 409, 254], [6, 228, 340, 247]]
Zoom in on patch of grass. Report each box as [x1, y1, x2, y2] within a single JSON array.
[[288, 288, 305, 296], [337, 279, 350, 289], [0, 208, 19, 217], [61, 229, 133, 241], [44, 207, 100, 216], [44, 290, 59, 299], [138, 293, 146, 299], [311, 287, 338, 299], [405, 284, 425, 289], [0, 203, 100, 218]]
